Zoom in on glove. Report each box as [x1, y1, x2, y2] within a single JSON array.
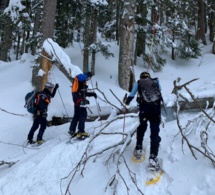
[[42, 112, 48, 118], [92, 92, 97, 99], [55, 83, 59, 89], [36, 110, 40, 116], [125, 96, 133, 105]]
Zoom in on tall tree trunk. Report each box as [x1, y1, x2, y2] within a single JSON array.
[[40, 0, 57, 46], [31, 6, 42, 55], [196, 0, 207, 45], [32, 0, 57, 90], [0, 0, 12, 61], [83, 5, 91, 73], [116, 0, 121, 44], [135, 1, 147, 58], [171, 31, 175, 60], [16, 35, 21, 60], [209, 1, 215, 42], [90, 8, 97, 75], [0, 15, 13, 61], [212, 41, 215, 54], [118, 0, 136, 91]]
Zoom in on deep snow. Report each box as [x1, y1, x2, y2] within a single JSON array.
[[0, 41, 215, 195]]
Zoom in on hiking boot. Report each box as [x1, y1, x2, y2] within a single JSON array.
[[37, 140, 45, 145], [28, 140, 36, 144], [68, 131, 77, 138], [148, 156, 160, 171], [77, 132, 90, 139], [133, 149, 143, 160]]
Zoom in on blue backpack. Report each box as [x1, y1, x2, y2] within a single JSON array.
[[24, 90, 38, 114]]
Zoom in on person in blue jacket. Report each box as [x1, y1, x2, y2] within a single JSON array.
[[27, 82, 59, 145], [125, 71, 162, 170], [68, 71, 97, 139]]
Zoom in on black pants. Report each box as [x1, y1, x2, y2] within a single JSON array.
[[69, 106, 87, 133], [136, 101, 161, 158], [28, 115, 47, 141]]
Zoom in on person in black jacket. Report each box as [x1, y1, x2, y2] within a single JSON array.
[[68, 71, 97, 139], [125, 72, 162, 170], [27, 82, 59, 145]]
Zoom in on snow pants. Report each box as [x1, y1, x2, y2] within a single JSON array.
[[28, 115, 47, 141], [136, 100, 161, 158], [69, 106, 87, 133]]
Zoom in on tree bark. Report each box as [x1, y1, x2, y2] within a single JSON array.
[[135, 1, 146, 59], [83, 4, 91, 73], [31, 6, 42, 55], [209, 1, 215, 43], [90, 8, 97, 75], [0, 0, 12, 62], [118, 0, 136, 91], [32, 0, 57, 89], [40, 0, 57, 46], [196, 0, 207, 45], [212, 40, 215, 54]]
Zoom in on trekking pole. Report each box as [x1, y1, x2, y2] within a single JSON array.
[[161, 97, 167, 116], [51, 73, 69, 117], [90, 78, 102, 124], [122, 93, 128, 140]]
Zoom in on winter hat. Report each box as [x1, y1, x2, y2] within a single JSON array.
[[140, 72, 151, 79]]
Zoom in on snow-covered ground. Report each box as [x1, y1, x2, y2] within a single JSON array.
[[0, 41, 215, 195]]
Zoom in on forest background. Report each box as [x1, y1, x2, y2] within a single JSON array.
[[1, 0, 215, 92], [1, 1, 215, 195]]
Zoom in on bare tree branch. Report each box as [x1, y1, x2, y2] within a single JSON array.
[[0, 107, 27, 116], [0, 160, 18, 167], [60, 113, 145, 195], [173, 78, 215, 166]]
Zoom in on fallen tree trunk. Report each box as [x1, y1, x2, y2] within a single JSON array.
[[173, 97, 215, 111]]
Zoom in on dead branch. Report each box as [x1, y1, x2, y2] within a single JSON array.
[[0, 107, 27, 116], [109, 89, 124, 108], [173, 78, 215, 166], [0, 140, 39, 150], [94, 87, 121, 111], [200, 131, 215, 167], [60, 113, 146, 195], [184, 85, 215, 123], [0, 160, 18, 167]]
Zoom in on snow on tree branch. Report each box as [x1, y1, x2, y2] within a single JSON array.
[[173, 78, 215, 167], [4, 0, 25, 22], [60, 112, 144, 195]]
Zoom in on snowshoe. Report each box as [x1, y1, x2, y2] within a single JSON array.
[[28, 140, 36, 144], [146, 158, 164, 186], [68, 131, 77, 138], [131, 149, 145, 163], [37, 140, 45, 145], [77, 132, 90, 140]]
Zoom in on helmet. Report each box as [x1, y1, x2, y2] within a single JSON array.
[[86, 71, 92, 78], [140, 72, 150, 79], [45, 82, 54, 90]]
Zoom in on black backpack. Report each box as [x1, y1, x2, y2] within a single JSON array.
[[137, 77, 161, 103], [24, 90, 38, 114]]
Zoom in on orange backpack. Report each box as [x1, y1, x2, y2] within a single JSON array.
[[72, 77, 79, 92]]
